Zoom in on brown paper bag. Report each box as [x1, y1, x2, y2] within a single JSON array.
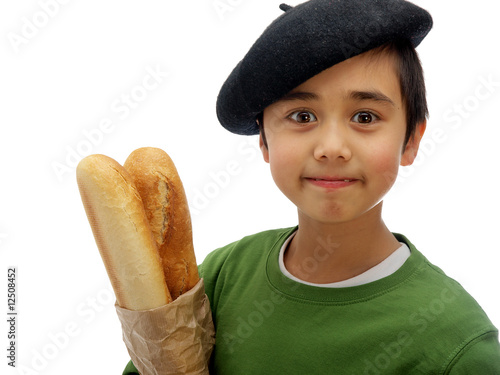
[[115, 278, 215, 375]]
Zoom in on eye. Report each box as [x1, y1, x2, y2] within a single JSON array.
[[352, 111, 378, 124], [288, 111, 317, 124]]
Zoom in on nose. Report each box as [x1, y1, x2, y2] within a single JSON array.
[[313, 121, 352, 161]]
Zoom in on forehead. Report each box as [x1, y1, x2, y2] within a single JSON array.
[[286, 49, 401, 104]]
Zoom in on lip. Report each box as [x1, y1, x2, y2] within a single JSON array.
[[305, 176, 359, 189]]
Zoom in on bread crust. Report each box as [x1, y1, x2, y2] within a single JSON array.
[[77, 154, 172, 310], [124, 147, 199, 300]]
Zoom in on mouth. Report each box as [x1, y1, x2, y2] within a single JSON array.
[[309, 178, 356, 182], [305, 177, 359, 189]]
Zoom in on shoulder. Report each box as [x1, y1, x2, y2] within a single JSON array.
[[199, 226, 295, 311], [395, 234, 500, 369], [199, 226, 295, 278], [402, 234, 494, 328]]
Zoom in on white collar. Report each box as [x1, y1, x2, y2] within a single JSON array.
[[278, 231, 411, 288]]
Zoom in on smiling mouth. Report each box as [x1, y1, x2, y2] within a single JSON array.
[[310, 178, 355, 182], [305, 177, 359, 189]]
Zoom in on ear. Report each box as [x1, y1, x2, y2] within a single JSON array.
[[259, 134, 270, 163], [401, 120, 426, 166]]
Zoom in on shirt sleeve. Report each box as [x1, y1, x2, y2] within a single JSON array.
[[447, 331, 500, 374]]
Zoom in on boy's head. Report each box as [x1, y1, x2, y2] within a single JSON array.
[[216, 0, 433, 146], [255, 45, 425, 224], [215, 0, 433, 223]]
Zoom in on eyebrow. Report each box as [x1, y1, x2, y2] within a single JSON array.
[[278, 91, 319, 102], [278, 89, 396, 107], [347, 90, 396, 107]]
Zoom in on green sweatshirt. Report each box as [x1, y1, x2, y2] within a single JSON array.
[[124, 227, 500, 374]]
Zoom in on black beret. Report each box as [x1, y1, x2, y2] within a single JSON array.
[[216, 0, 433, 135]]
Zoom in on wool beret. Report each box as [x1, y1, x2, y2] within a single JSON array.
[[216, 0, 433, 135]]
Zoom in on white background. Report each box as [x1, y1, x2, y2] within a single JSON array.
[[1, 0, 499, 373]]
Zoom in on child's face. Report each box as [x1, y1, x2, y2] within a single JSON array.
[[260, 50, 425, 225]]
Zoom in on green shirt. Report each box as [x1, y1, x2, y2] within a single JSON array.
[[124, 227, 500, 374]]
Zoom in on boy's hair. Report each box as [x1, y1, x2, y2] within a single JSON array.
[[258, 38, 428, 151]]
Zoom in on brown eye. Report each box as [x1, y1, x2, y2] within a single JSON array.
[[289, 111, 317, 123], [352, 112, 377, 124]]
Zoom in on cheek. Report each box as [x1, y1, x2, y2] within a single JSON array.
[[366, 146, 402, 190], [267, 139, 303, 189], [266, 132, 299, 165], [268, 146, 294, 180]]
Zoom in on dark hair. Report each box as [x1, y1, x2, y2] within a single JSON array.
[[376, 39, 428, 148], [257, 111, 266, 147], [257, 38, 428, 151]]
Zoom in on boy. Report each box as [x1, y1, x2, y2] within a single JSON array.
[[125, 0, 500, 373]]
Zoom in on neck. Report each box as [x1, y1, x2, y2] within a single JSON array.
[[285, 202, 401, 284]]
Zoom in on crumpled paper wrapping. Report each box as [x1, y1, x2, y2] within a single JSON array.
[[115, 278, 215, 375]]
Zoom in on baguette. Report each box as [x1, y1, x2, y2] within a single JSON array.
[[124, 147, 199, 300], [76, 154, 172, 310]]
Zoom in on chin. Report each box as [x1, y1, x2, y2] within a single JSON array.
[[300, 207, 354, 225]]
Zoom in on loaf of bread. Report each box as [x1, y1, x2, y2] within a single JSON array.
[[124, 147, 199, 300], [76, 154, 172, 310]]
